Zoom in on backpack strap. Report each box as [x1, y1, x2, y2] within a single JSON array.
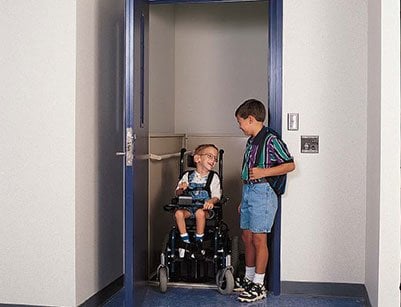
[[254, 127, 269, 168], [254, 127, 288, 196], [204, 171, 217, 198], [254, 127, 283, 167]]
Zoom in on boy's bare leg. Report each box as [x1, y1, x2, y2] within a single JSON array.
[[253, 233, 268, 273], [195, 209, 206, 234], [242, 229, 256, 267], [175, 209, 190, 234]]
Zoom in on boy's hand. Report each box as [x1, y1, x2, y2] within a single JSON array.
[[249, 167, 265, 180], [203, 200, 214, 210], [178, 182, 188, 190]]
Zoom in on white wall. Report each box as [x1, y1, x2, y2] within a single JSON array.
[[0, 1, 124, 306], [365, 2, 381, 305], [75, 0, 124, 305], [282, 0, 367, 283], [0, 1, 76, 306], [366, 1, 400, 306]]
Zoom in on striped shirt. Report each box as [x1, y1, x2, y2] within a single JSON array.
[[241, 126, 293, 181]]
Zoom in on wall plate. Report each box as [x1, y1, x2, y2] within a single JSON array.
[[301, 135, 319, 153], [287, 113, 299, 131]]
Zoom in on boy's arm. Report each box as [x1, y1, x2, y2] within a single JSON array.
[[175, 182, 188, 196], [204, 197, 219, 209], [175, 173, 189, 196], [204, 174, 221, 209], [249, 161, 295, 180]]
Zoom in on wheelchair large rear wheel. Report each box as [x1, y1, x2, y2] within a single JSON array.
[[159, 267, 168, 293], [216, 269, 234, 294]]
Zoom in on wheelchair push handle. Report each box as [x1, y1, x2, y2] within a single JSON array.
[[218, 149, 224, 190], [179, 148, 187, 179]]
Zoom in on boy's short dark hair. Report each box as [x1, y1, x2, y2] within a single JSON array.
[[235, 98, 266, 122]]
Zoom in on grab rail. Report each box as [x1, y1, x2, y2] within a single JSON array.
[[149, 151, 192, 161]]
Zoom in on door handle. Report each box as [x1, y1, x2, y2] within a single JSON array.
[[116, 128, 134, 166]]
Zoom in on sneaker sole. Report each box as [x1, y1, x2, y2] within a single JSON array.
[[237, 293, 267, 303], [233, 287, 244, 292]]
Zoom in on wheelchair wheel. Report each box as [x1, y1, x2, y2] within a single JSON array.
[[216, 269, 234, 294], [159, 267, 168, 293]]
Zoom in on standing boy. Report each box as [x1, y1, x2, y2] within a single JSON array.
[[234, 99, 295, 303]]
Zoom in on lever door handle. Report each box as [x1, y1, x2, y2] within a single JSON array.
[[116, 152, 126, 156]]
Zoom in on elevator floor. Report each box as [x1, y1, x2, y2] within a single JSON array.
[[103, 286, 368, 307]]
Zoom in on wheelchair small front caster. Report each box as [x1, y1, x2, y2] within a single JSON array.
[[158, 267, 168, 293], [216, 269, 234, 294]]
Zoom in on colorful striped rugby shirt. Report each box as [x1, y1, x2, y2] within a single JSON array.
[[241, 126, 293, 181]]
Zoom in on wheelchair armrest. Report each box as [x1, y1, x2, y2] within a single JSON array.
[[215, 195, 229, 207], [164, 195, 228, 212], [213, 203, 222, 210], [163, 203, 177, 212], [163, 201, 194, 212]]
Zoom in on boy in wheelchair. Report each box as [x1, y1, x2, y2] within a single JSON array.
[[174, 144, 221, 259], [158, 144, 236, 294]]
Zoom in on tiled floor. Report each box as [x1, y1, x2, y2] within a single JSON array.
[[104, 286, 368, 307]]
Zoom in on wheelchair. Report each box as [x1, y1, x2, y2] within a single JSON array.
[[157, 148, 239, 294]]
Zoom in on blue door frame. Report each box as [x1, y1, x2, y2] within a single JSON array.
[[267, 0, 283, 296], [124, 0, 134, 305], [124, 0, 283, 303]]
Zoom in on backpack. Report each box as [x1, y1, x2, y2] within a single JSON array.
[[254, 127, 288, 196]]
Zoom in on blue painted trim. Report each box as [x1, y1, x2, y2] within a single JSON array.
[[268, 0, 283, 296], [140, 13, 145, 128], [124, 0, 134, 306], [149, 0, 263, 4]]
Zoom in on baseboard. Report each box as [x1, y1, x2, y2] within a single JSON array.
[[281, 281, 371, 307], [0, 276, 123, 307], [79, 275, 124, 307]]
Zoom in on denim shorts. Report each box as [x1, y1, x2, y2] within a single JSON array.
[[240, 182, 278, 233], [184, 204, 203, 219], [183, 204, 214, 219]]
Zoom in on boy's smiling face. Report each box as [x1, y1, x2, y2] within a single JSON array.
[[194, 146, 218, 173], [236, 115, 253, 136], [236, 115, 264, 137]]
